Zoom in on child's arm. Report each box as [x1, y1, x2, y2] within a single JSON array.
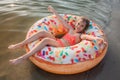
[[81, 34, 97, 40], [81, 34, 107, 45], [48, 5, 74, 31]]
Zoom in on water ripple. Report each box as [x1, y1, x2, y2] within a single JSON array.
[[0, 0, 112, 28]]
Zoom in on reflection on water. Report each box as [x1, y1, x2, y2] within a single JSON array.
[[0, 0, 112, 80]]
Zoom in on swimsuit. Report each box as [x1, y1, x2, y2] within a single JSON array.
[[56, 33, 76, 47], [56, 39, 65, 47]]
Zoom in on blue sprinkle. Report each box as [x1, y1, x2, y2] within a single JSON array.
[[43, 51, 45, 56], [37, 26, 41, 30], [93, 40, 97, 43], [44, 18, 47, 21], [74, 59, 79, 62], [88, 25, 93, 29], [38, 25, 41, 28], [44, 26, 48, 31], [94, 46, 98, 50]]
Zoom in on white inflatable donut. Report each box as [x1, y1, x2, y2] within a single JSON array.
[[25, 14, 108, 74]]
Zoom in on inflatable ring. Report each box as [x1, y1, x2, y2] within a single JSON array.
[[25, 14, 108, 74]]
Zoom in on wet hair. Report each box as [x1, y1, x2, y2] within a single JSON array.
[[80, 16, 90, 32]]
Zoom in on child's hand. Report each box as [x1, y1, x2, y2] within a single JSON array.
[[48, 5, 55, 13], [96, 37, 107, 46]]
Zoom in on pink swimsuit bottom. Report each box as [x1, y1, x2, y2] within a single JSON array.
[[56, 33, 76, 47], [56, 39, 65, 47]]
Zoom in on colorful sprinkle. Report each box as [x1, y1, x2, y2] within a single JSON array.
[[88, 54, 92, 59], [83, 54, 87, 57], [68, 16, 72, 21], [46, 51, 48, 55], [44, 26, 48, 31], [62, 55, 66, 59], [94, 46, 98, 50], [37, 51, 42, 56], [76, 54, 79, 57], [49, 56, 55, 61], [76, 50, 81, 53], [95, 51, 99, 57], [65, 52, 69, 56], [78, 58, 81, 61], [49, 51, 53, 54], [81, 47, 86, 52], [92, 32, 96, 36], [55, 51, 59, 57], [42, 51, 45, 56], [74, 58, 79, 62], [93, 40, 97, 43], [37, 25, 41, 28], [48, 47, 51, 51], [60, 51, 63, 56], [71, 59, 74, 64]]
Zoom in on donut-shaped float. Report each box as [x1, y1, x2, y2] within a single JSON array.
[[25, 14, 108, 74]]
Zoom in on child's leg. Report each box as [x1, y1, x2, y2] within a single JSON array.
[[9, 38, 60, 64], [8, 30, 55, 49]]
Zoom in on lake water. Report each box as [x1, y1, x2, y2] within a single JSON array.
[[0, 0, 112, 80]]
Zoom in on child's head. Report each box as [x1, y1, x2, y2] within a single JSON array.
[[75, 16, 90, 33]]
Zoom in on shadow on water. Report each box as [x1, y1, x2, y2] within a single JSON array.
[[0, 0, 116, 80]]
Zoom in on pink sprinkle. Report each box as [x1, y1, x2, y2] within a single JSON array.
[[50, 19, 54, 22], [33, 30, 37, 32], [49, 56, 55, 61], [62, 55, 66, 59], [88, 54, 92, 59], [96, 51, 99, 57], [71, 59, 74, 64], [92, 32, 95, 37], [81, 47, 85, 52], [37, 51, 42, 56], [76, 54, 79, 57], [82, 58, 86, 61], [48, 47, 51, 51], [83, 54, 87, 57], [85, 42, 88, 45], [48, 21, 50, 25], [78, 58, 81, 61], [46, 51, 48, 55], [76, 50, 81, 53]]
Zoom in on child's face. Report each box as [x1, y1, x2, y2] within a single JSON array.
[[75, 18, 86, 33]]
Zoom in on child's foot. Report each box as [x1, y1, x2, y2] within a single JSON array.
[[9, 57, 24, 65], [8, 43, 23, 50]]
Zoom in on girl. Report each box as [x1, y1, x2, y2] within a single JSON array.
[[8, 6, 105, 64]]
